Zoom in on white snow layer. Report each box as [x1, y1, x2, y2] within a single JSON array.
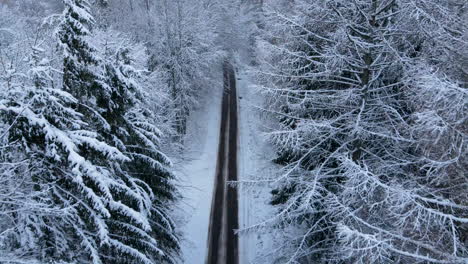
[[178, 66, 222, 264], [237, 67, 276, 264]]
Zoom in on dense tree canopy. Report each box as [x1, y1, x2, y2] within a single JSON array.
[[256, 0, 467, 263]]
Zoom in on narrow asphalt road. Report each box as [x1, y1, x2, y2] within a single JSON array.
[[206, 62, 239, 264]]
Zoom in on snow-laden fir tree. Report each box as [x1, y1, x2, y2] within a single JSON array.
[[96, 31, 180, 263], [256, 0, 467, 263], [0, 0, 182, 263], [55, 1, 152, 263], [0, 0, 181, 262], [0, 38, 136, 263], [0, 10, 79, 262], [0, 43, 67, 263]]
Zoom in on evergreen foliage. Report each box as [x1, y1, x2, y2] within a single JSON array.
[[257, 0, 468, 263], [0, 1, 181, 263]]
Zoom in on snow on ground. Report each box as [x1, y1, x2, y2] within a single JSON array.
[[236, 65, 276, 264], [177, 65, 223, 264]]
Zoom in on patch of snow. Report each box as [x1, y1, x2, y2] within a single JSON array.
[[236, 66, 276, 264], [177, 65, 223, 264]]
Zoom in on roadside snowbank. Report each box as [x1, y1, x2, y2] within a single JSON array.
[[177, 65, 223, 264], [237, 66, 276, 264]]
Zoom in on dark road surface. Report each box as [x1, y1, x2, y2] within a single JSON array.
[[206, 62, 239, 264]]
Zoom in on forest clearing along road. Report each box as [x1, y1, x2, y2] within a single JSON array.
[[206, 62, 239, 264]]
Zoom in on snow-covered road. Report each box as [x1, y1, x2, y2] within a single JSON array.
[[205, 62, 239, 264], [178, 62, 275, 264]]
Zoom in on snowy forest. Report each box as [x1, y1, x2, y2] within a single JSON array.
[[0, 0, 466, 264]]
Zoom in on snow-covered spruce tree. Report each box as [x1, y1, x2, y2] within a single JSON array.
[[96, 31, 180, 263], [0, 10, 74, 262], [0, 45, 58, 263], [0, 1, 179, 262], [256, 0, 467, 263], [0, 17, 154, 264], [28, 0, 180, 263], [0, 39, 133, 263]]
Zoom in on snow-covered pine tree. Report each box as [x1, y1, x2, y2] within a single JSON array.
[[1, 1, 181, 262], [257, 0, 467, 263], [53, 0, 177, 263], [0, 44, 62, 263], [0, 39, 136, 263], [97, 32, 180, 263]]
